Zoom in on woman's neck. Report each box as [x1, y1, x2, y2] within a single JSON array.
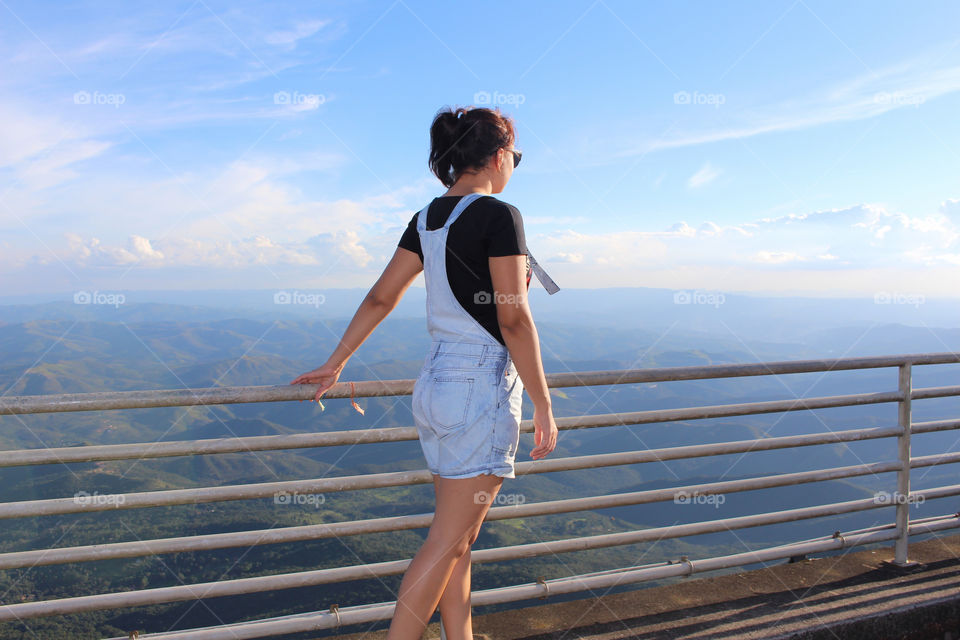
[[442, 176, 497, 197]]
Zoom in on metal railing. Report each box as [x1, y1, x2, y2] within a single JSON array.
[[0, 352, 959, 639]]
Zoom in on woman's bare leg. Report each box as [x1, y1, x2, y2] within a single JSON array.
[[438, 546, 473, 639], [386, 473, 503, 640]]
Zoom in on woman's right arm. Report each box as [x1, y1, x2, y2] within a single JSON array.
[[289, 247, 424, 401], [489, 254, 558, 460]]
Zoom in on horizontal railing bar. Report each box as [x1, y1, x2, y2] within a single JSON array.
[[3, 464, 938, 620], [471, 529, 903, 603], [779, 510, 960, 547], [0, 420, 911, 518], [523, 425, 902, 474], [910, 451, 960, 468], [6, 436, 955, 523], [470, 485, 960, 566], [0, 389, 915, 467], [97, 519, 960, 640], [0, 467, 427, 519], [4, 351, 959, 415], [912, 418, 960, 434], [464, 522, 957, 609], [912, 384, 960, 400], [0, 511, 437, 570], [0, 427, 422, 467], [0, 425, 910, 566]]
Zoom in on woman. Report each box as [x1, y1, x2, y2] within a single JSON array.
[[290, 105, 559, 640]]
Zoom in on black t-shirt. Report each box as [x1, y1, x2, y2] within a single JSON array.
[[398, 195, 532, 346]]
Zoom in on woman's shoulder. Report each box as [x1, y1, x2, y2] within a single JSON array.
[[479, 194, 520, 209], [476, 196, 527, 254], [477, 195, 523, 222]]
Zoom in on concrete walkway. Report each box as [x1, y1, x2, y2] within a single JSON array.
[[334, 534, 960, 640]]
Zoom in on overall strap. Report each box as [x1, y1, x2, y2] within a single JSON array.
[[414, 193, 560, 295], [529, 250, 561, 294], [415, 204, 428, 232], [415, 192, 485, 232], [443, 192, 485, 229]]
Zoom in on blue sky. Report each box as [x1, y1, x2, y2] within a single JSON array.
[[2, 0, 959, 298]]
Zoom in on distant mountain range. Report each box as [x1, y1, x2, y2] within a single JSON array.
[[0, 289, 957, 638], [2, 286, 959, 348]]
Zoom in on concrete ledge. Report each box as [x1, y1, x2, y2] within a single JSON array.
[[333, 534, 960, 639]]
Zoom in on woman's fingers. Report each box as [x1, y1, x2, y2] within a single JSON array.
[[530, 422, 558, 459], [290, 371, 340, 406], [291, 372, 324, 385], [313, 379, 336, 402], [291, 365, 333, 385], [531, 440, 546, 459]]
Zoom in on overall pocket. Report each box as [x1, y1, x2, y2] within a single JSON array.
[[426, 375, 475, 435]]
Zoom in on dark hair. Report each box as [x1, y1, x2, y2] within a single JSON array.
[[428, 106, 516, 188]]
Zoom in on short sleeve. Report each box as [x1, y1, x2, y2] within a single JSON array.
[[397, 211, 422, 261], [485, 202, 527, 257]]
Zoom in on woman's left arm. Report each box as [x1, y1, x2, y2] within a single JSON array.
[[289, 247, 423, 399]]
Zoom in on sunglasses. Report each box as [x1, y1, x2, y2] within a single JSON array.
[[505, 148, 522, 167]]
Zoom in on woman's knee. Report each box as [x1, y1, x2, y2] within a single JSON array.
[[426, 515, 485, 556], [452, 535, 473, 558], [450, 526, 484, 557], [468, 518, 489, 546], [426, 528, 473, 558]]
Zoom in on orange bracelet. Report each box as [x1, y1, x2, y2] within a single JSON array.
[[350, 381, 365, 415]]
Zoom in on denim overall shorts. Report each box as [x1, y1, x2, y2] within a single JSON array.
[[411, 193, 560, 479]]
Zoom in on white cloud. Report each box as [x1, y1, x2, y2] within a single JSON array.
[[939, 198, 960, 227], [504, 200, 960, 295], [0, 102, 112, 190], [30, 163, 438, 274], [753, 250, 812, 264], [265, 20, 330, 47], [59, 229, 374, 270], [607, 44, 960, 160], [525, 215, 591, 225], [687, 161, 721, 189], [7, 193, 960, 298], [63, 233, 165, 267], [543, 229, 670, 267], [553, 252, 584, 263], [17, 138, 113, 191], [530, 201, 960, 279], [665, 221, 696, 237], [695, 221, 749, 237]]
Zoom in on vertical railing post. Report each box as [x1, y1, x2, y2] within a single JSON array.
[[893, 362, 912, 565]]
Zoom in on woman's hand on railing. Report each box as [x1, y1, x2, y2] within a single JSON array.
[[290, 362, 343, 403], [530, 405, 558, 460]]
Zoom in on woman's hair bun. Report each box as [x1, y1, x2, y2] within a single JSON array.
[[428, 106, 516, 188]]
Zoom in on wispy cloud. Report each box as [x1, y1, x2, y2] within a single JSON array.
[[0, 101, 113, 190], [609, 42, 960, 159], [687, 161, 721, 189], [264, 19, 330, 48]]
